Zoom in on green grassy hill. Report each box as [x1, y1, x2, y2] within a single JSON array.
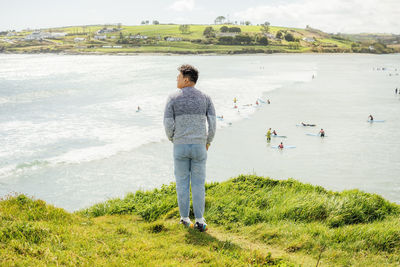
[[1, 175, 400, 266], [1, 24, 397, 54]]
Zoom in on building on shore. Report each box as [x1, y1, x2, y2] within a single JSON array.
[[165, 37, 182, 42], [94, 35, 107, 40], [74, 37, 86, 42], [302, 37, 315, 42], [25, 31, 67, 40], [130, 34, 148, 39]]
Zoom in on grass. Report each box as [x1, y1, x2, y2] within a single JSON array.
[[2, 175, 399, 266], [317, 38, 353, 49], [2, 24, 397, 54]]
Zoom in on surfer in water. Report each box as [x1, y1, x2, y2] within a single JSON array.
[[301, 122, 316, 127], [368, 114, 374, 121], [137, 106, 141, 112], [278, 142, 284, 149], [319, 129, 325, 137], [272, 130, 277, 136]]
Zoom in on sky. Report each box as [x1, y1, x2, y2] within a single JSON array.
[[1, 0, 399, 34]]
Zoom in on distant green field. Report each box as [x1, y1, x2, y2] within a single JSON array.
[[56, 24, 309, 40], [2, 24, 397, 55]]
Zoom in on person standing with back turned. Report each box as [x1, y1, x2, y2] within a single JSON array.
[[164, 64, 216, 232]]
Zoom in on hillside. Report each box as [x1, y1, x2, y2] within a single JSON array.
[[0, 24, 398, 55], [1, 175, 400, 266]]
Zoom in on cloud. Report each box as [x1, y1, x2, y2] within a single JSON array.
[[169, 0, 195, 12], [234, 0, 400, 33]]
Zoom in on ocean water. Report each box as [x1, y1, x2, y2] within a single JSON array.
[[0, 53, 399, 211]]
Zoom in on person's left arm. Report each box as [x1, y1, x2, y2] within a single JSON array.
[[206, 95, 216, 147]]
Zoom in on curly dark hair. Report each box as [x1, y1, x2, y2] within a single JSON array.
[[178, 64, 199, 83]]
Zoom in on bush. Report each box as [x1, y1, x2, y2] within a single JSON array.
[[203, 26, 216, 38], [284, 33, 294, 42], [234, 35, 252, 45], [218, 36, 234, 45], [229, 27, 241, 33], [276, 31, 284, 39], [258, 36, 268, 45], [220, 26, 229, 33]]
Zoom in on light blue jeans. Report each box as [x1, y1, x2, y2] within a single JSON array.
[[173, 144, 207, 220]]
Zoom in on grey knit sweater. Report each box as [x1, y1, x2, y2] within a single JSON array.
[[163, 86, 216, 145]]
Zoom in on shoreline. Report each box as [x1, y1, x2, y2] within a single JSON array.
[[2, 51, 400, 57]]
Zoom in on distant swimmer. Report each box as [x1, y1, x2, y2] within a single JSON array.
[[136, 106, 141, 112], [368, 114, 374, 121], [273, 130, 277, 136], [267, 99, 271, 104], [266, 128, 272, 142], [256, 100, 259, 105], [301, 122, 316, 127], [217, 115, 224, 120], [233, 97, 237, 104], [234, 105, 238, 109], [396, 88, 398, 94], [319, 128, 325, 137], [278, 142, 284, 149], [312, 74, 315, 79]]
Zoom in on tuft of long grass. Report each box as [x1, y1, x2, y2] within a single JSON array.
[[2, 175, 400, 265], [77, 174, 400, 256]]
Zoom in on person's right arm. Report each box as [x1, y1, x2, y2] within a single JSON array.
[[163, 95, 175, 142]]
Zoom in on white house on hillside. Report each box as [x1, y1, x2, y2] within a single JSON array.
[[217, 32, 238, 37], [302, 37, 315, 42], [25, 31, 67, 40], [94, 35, 107, 40], [74, 37, 86, 42], [97, 28, 120, 34], [165, 37, 182, 42], [130, 34, 148, 39], [25, 31, 44, 40], [263, 33, 276, 39], [48, 32, 67, 39]]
